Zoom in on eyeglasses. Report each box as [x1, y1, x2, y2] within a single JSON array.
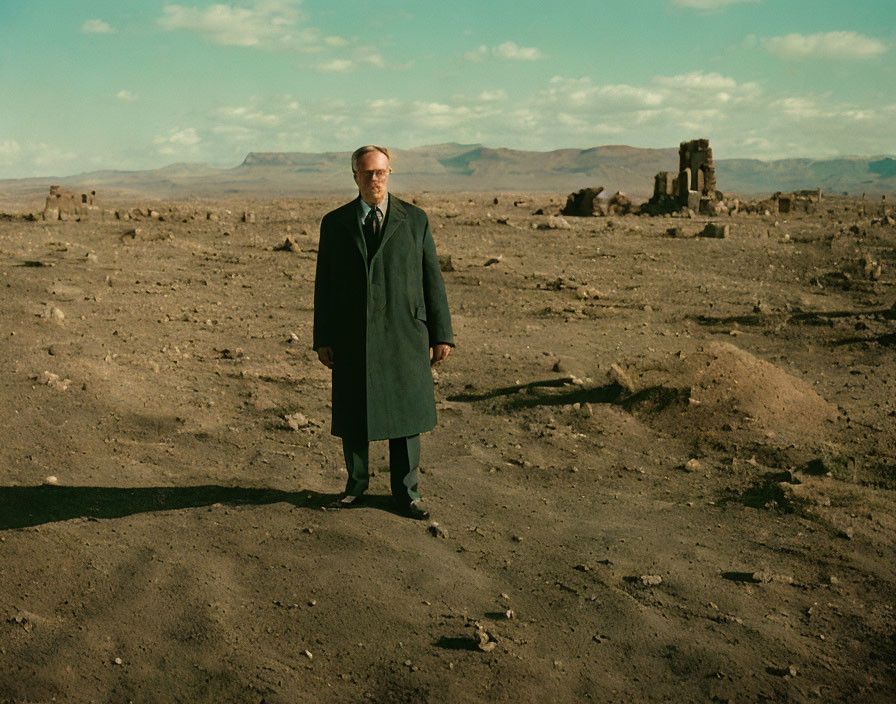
[[356, 169, 391, 180]]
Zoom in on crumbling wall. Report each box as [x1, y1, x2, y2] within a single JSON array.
[[43, 186, 99, 221], [678, 139, 716, 197]]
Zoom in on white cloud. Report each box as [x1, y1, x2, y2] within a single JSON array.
[[465, 42, 542, 61], [219, 106, 280, 126], [546, 77, 664, 109], [771, 96, 820, 118], [0, 139, 22, 164], [157, 1, 310, 48], [763, 31, 887, 60], [116, 90, 139, 102], [318, 59, 353, 72], [654, 71, 737, 90], [479, 89, 508, 102], [464, 45, 488, 61], [154, 127, 201, 155], [82, 19, 116, 34], [493, 41, 542, 61], [672, 0, 759, 9]]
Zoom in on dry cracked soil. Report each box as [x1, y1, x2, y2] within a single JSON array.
[[0, 191, 895, 703]]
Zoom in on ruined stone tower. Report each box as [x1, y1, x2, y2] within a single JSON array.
[[646, 138, 719, 214]]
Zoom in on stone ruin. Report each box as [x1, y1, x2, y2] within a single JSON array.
[[560, 186, 634, 217], [647, 138, 722, 215], [561, 186, 604, 216], [43, 185, 99, 221]]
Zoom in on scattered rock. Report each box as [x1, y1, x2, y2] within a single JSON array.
[[684, 458, 702, 472], [640, 575, 663, 586], [751, 571, 794, 584], [438, 254, 455, 272], [700, 223, 729, 238], [475, 625, 497, 652], [606, 191, 633, 215], [536, 215, 572, 230], [40, 305, 65, 324], [41, 371, 71, 391], [428, 522, 448, 539], [575, 286, 602, 300], [284, 412, 310, 431], [274, 236, 297, 252], [609, 363, 636, 393], [484, 257, 501, 266]]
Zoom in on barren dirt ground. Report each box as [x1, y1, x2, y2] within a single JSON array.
[[1, 192, 895, 703]]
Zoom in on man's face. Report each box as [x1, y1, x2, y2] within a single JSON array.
[[354, 150, 390, 206]]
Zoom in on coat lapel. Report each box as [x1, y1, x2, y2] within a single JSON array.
[[345, 197, 367, 261], [373, 194, 405, 263]]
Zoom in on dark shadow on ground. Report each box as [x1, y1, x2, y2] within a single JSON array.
[[832, 331, 896, 348], [448, 377, 624, 410], [433, 636, 479, 651], [691, 305, 894, 328], [448, 377, 578, 403], [718, 471, 803, 514], [0, 485, 416, 530]]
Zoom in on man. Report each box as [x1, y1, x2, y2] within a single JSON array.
[[313, 145, 453, 520]]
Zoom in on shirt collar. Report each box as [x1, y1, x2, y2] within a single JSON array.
[[359, 192, 388, 219]]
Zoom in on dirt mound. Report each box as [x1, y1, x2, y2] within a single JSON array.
[[630, 342, 838, 445]]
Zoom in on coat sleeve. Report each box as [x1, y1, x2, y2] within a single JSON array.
[[312, 216, 334, 350], [421, 215, 454, 346]]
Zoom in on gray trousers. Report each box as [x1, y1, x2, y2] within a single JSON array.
[[342, 435, 421, 505]]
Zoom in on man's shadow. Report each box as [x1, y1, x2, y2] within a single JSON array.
[[0, 485, 418, 530]]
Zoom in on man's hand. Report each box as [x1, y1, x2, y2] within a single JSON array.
[[317, 346, 334, 369], [430, 343, 451, 366]]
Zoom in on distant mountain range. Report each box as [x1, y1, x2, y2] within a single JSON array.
[[2, 143, 894, 202]]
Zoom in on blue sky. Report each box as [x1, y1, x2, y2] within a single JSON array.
[[1, 0, 894, 178]]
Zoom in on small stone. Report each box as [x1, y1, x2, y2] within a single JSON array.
[[428, 522, 448, 539], [609, 363, 635, 393], [274, 236, 297, 252], [700, 223, 729, 238], [788, 664, 798, 677], [40, 305, 65, 324], [304, 650, 313, 660], [284, 412, 309, 431], [476, 628, 496, 652], [44, 476, 58, 485], [684, 458, 702, 472], [640, 575, 662, 586], [438, 254, 455, 272], [113, 657, 123, 666], [751, 571, 793, 584]]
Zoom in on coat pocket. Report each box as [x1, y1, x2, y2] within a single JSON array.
[[414, 304, 427, 322]]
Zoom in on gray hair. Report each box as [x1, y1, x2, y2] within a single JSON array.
[[351, 145, 391, 173]]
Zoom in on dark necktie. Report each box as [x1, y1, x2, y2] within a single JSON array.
[[364, 206, 382, 261]]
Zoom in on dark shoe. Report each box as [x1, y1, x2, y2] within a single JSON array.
[[327, 494, 365, 509], [397, 499, 430, 520]]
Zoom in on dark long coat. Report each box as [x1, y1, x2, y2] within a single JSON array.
[[313, 195, 454, 441]]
